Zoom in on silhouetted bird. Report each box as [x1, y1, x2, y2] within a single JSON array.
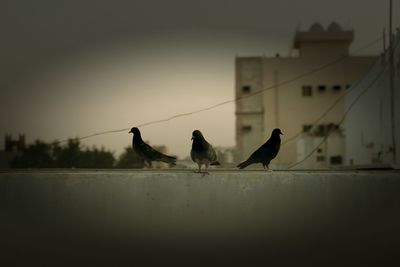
[[129, 127, 176, 167], [237, 128, 283, 171], [191, 130, 221, 174]]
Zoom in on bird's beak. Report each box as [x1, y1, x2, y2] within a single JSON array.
[[191, 136, 194, 140], [280, 132, 283, 135], [128, 130, 132, 134]]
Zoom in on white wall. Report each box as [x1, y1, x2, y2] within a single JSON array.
[[345, 30, 400, 167]]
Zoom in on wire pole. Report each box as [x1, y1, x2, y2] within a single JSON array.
[[389, 0, 397, 165]]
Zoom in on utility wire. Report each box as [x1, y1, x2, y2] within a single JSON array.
[[287, 64, 387, 169], [56, 36, 382, 144]]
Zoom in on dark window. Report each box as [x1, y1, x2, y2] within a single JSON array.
[[313, 124, 339, 136], [330, 156, 343, 165], [316, 156, 325, 162], [302, 86, 312, 96], [326, 123, 338, 133], [315, 125, 326, 137], [242, 125, 252, 132], [303, 125, 312, 132], [242, 85, 251, 93], [332, 85, 342, 91], [318, 85, 326, 91], [317, 148, 323, 153]]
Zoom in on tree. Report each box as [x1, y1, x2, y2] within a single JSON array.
[[79, 147, 115, 168], [11, 140, 55, 168], [10, 139, 116, 168], [53, 139, 81, 168], [116, 146, 145, 168]]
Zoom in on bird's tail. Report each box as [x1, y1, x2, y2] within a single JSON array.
[[161, 154, 177, 166], [237, 159, 252, 169], [210, 161, 221, 166]]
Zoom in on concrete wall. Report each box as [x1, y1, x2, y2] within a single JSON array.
[[1, 170, 400, 266]]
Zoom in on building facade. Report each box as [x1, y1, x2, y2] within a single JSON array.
[[235, 22, 377, 168], [344, 29, 400, 168]]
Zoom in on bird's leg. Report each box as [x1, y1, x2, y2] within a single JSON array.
[[263, 164, 267, 172], [194, 163, 202, 173], [145, 160, 152, 169], [202, 163, 210, 177], [266, 164, 273, 172]]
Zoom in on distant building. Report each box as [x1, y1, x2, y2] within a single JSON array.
[[214, 146, 236, 167], [344, 29, 400, 168], [235, 22, 377, 168], [296, 130, 344, 169], [0, 134, 26, 168]]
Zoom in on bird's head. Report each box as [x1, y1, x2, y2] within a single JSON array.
[[191, 130, 204, 141], [272, 128, 283, 136], [129, 127, 141, 136]]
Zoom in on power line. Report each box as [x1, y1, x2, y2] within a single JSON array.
[[56, 36, 382, 144], [56, 128, 131, 144], [287, 64, 387, 169]]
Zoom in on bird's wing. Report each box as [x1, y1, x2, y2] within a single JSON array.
[[265, 139, 280, 150], [207, 144, 218, 162], [250, 145, 276, 161], [137, 142, 166, 161]]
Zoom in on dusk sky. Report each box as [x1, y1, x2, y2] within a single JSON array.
[[1, 0, 398, 158]]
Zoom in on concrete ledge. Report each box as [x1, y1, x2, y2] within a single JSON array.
[[1, 169, 400, 265]]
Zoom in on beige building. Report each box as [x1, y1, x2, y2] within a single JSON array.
[[235, 22, 377, 168]]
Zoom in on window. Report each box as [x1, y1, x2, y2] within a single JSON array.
[[316, 156, 325, 162], [317, 148, 323, 153], [242, 125, 252, 132], [332, 85, 342, 91], [330, 156, 343, 165], [302, 85, 312, 96], [318, 85, 326, 92], [326, 123, 338, 133], [242, 85, 251, 93], [303, 125, 312, 133], [313, 124, 339, 136], [315, 125, 326, 137]]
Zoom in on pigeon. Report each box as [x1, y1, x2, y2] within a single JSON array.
[[237, 128, 283, 171], [129, 127, 176, 167], [191, 130, 221, 174]]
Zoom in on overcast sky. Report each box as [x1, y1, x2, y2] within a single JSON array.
[[0, 0, 398, 158]]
